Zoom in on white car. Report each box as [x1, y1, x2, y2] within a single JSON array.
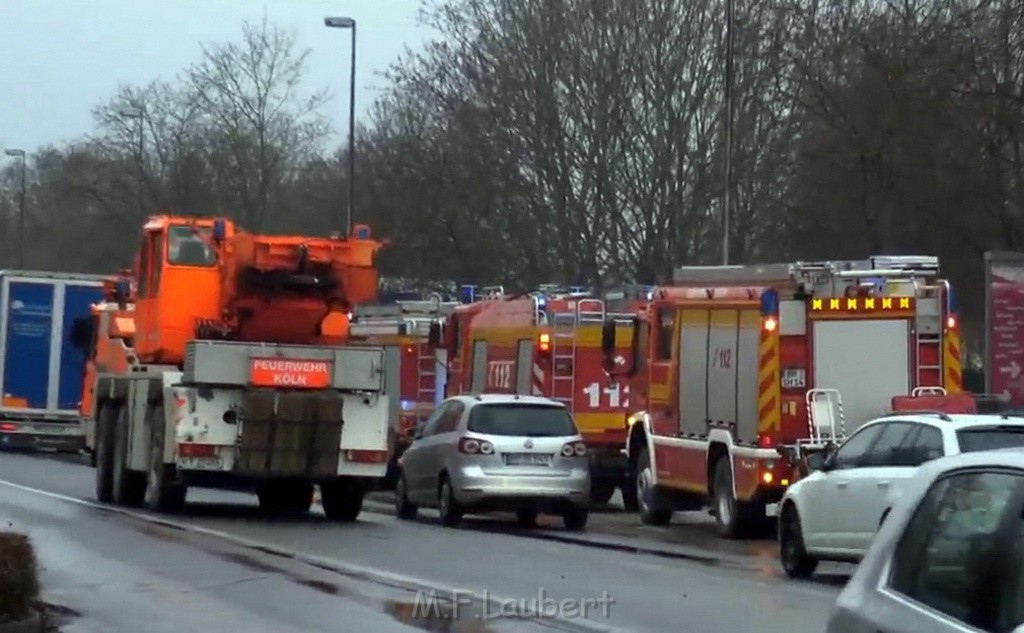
[[828, 447, 1024, 633], [777, 412, 1024, 578]]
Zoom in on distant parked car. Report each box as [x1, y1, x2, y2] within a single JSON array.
[[828, 447, 1024, 633], [394, 394, 591, 530], [777, 412, 1024, 578]]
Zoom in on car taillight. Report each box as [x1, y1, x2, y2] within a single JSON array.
[[459, 438, 494, 454], [561, 441, 587, 457]]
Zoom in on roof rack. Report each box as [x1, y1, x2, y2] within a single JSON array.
[[887, 410, 952, 421]]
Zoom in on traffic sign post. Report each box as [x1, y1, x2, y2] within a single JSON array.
[[985, 252, 1024, 405]]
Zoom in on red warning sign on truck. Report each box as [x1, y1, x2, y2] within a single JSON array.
[[249, 358, 332, 388], [986, 252, 1024, 406]]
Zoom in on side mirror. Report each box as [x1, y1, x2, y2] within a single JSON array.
[[820, 443, 839, 471], [601, 320, 616, 356], [68, 317, 94, 351], [804, 452, 825, 472], [428, 322, 442, 347], [631, 318, 649, 377]]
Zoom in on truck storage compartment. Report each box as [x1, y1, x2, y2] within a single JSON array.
[[236, 389, 344, 476]]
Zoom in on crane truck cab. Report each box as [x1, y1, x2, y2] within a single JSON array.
[[81, 214, 391, 521], [600, 256, 963, 538]]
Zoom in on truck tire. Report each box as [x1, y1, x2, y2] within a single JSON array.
[[257, 480, 313, 517], [320, 478, 363, 522], [111, 404, 145, 507], [713, 457, 762, 539], [94, 402, 116, 503], [589, 480, 616, 505], [636, 446, 672, 526], [620, 478, 639, 512], [144, 405, 187, 514]]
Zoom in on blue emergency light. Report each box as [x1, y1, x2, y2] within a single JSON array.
[[760, 288, 779, 316], [643, 285, 655, 301], [115, 278, 131, 299], [569, 285, 586, 294], [356, 226, 370, 240], [212, 217, 227, 241], [460, 285, 477, 304]]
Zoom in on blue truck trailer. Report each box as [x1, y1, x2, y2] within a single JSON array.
[[0, 270, 106, 451]]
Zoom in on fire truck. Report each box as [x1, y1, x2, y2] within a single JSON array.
[[433, 284, 647, 505], [346, 295, 459, 488], [78, 214, 391, 520], [599, 256, 963, 537]]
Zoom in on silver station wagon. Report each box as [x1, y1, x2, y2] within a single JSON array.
[[394, 394, 592, 530]]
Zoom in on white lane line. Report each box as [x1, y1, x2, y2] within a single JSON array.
[[0, 479, 631, 633]]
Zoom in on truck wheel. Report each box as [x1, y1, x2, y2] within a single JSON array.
[[112, 405, 145, 507], [620, 475, 639, 512], [713, 457, 759, 539], [321, 478, 363, 522], [589, 480, 616, 505], [636, 446, 672, 526], [94, 402, 116, 503], [144, 406, 186, 514]]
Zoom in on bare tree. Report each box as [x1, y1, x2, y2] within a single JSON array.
[[188, 15, 331, 228]]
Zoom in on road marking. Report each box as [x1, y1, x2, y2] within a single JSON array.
[[0, 479, 632, 633]]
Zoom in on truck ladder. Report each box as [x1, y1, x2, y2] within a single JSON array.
[[416, 345, 438, 423], [550, 299, 606, 408], [915, 332, 943, 389], [802, 389, 846, 449]]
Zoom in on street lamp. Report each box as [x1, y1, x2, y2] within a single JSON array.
[[324, 16, 357, 236], [721, 0, 735, 265], [4, 148, 26, 268], [119, 106, 146, 218]]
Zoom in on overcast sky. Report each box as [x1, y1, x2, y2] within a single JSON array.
[[0, 0, 429, 154]]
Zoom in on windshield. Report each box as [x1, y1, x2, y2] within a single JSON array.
[[168, 226, 217, 267], [956, 426, 1024, 453], [467, 404, 577, 437]]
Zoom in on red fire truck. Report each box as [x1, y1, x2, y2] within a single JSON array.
[[431, 284, 647, 505], [347, 297, 459, 488], [599, 256, 963, 537]]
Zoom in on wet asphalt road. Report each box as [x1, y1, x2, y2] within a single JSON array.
[[0, 452, 844, 633]]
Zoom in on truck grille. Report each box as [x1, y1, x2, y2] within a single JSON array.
[[235, 389, 344, 477]]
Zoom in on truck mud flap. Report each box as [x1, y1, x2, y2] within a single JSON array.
[[236, 389, 344, 477]]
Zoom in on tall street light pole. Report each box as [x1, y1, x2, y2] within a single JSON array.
[[324, 16, 357, 236], [4, 148, 26, 268], [119, 106, 146, 218], [722, 0, 735, 265]]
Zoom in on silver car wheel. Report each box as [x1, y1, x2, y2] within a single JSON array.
[[637, 466, 653, 514]]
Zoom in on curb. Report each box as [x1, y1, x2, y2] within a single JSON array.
[[359, 498, 754, 570]]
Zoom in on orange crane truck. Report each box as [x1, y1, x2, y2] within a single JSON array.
[[600, 256, 962, 537], [78, 214, 389, 520]]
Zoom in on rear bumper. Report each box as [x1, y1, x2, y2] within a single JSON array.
[[453, 466, 590, 509], [0, 426, 85, 451]]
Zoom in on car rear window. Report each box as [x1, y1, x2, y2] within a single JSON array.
[[467, 404, 577, 437], [956, 426, 1024, 453]]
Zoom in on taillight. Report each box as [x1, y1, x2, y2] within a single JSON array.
[[561, 441, 587, 457], [459, 437, 495, 454], [0, 422, 17, 432]]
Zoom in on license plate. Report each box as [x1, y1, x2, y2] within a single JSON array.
[[503, 453, 551, 466], [765, 503, 780, 518], [781, 368, 806, 389]]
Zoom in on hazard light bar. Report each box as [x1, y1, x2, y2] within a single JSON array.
[[810, 296, 915, 312]]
